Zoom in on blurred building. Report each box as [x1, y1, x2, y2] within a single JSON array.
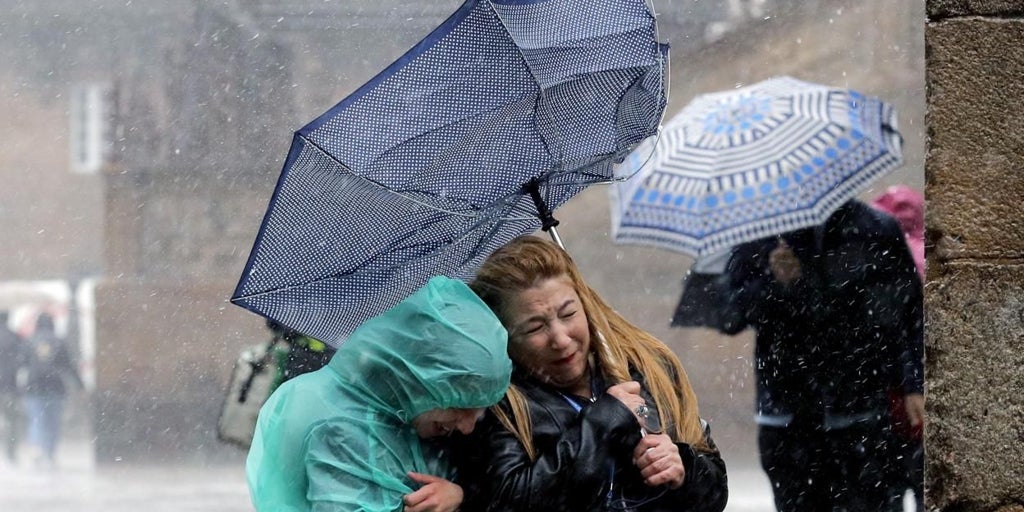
[[94, 1, 465, 462]]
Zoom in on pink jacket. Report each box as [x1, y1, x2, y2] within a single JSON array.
[[870, 185, 924, 280]]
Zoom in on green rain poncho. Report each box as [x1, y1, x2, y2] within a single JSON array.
[[246, 276, 511, 512]]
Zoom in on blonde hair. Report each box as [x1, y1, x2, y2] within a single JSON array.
[[471, 236, 710, 460]]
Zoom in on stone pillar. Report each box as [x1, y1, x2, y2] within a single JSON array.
[[925, 1, 1024, 510]]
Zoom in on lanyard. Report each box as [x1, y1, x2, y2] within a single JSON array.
[[558, 383, 617, 502]]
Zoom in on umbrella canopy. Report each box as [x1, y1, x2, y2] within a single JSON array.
[[232, 0, 668, 346], [610, 76, 903, 258]]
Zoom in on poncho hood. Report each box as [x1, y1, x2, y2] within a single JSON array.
[[328, 275, 512, 420]]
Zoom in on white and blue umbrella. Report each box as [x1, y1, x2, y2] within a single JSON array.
[[610, 76, 903, 258], [232, 0, 668, 346]]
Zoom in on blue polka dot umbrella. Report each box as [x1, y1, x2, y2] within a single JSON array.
[[610, 76, 903, 258], [232, 0, 668, 346]]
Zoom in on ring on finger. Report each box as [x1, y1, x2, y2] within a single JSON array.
[[634, 403, 650, 418]]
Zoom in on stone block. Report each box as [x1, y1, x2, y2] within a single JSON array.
[[928, 0, 1024, 19], [925, 262, 1024, 510], [926, 18, 1024, 262]]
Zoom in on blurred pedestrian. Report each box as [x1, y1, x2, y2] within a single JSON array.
[[872, 185, 926, 512], [718, 199, 923, 512], [456, 236, 728, 512], [246, 276, 511, 512], [0, 311, 27, 465], [22, 313, 84, 469]]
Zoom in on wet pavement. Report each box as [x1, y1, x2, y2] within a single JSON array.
[[0, 440, 251, 512], [0, 440, 779, 512]]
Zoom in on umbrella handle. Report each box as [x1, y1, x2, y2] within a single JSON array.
[[524, 179, 566, 250], [525, 179, 561, 231]]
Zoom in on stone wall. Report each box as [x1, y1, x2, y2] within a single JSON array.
[[925, 1, 1024, 510]]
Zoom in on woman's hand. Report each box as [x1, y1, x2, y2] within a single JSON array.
[[403, 472, 464, 512], [904, 392, 925, 427], [632, 433, 686, 489], [605, 381, 646, 423], [768, 238, 802, 285]]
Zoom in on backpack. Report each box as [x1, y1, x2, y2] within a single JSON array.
[[216, 337, 281, 448]]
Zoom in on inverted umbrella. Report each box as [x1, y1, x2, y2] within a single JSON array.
[[232, 0, 668, 346], [609, 75, 903, 258]]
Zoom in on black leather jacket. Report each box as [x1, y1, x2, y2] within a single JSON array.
[[452, 369, 728, 512]]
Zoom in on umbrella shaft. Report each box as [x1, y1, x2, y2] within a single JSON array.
[[546, 226, 565, 250]]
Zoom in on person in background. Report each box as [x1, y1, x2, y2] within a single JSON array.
[[872, 185, 925, 280], [718, 199, 923, 511], [871, 185, 926, 512], [22, 313, 84, 469], [0, 311, 27, 466], [456, 235, 728, 512], [246, 276, 512, 512], [264, 320, 335, 395]]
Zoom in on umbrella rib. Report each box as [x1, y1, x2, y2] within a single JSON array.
[[499, 166, 620, 222], [234, 281, 329, 302], [485, 1, 543, 91], [414, 96, 544, 178], [298, 133, 486, 219], [484, 1, 567, 164], [299, 135, 616, 224], [237, 205, 516, 303]]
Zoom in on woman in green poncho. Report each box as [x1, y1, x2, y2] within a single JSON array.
[[246, 276, 512, 512]]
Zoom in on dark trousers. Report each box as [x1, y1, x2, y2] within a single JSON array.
[[759, 421, 901, 512], [888, 435, 924, 512]]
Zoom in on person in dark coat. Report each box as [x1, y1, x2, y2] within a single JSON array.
[[22, 313, 83, 468], [453, 236, 728, 512], [718, 199, 924, 512], [0, 311, 27, 464]]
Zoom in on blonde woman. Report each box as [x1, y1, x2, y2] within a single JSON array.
[[455, 236, 727, 512]]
